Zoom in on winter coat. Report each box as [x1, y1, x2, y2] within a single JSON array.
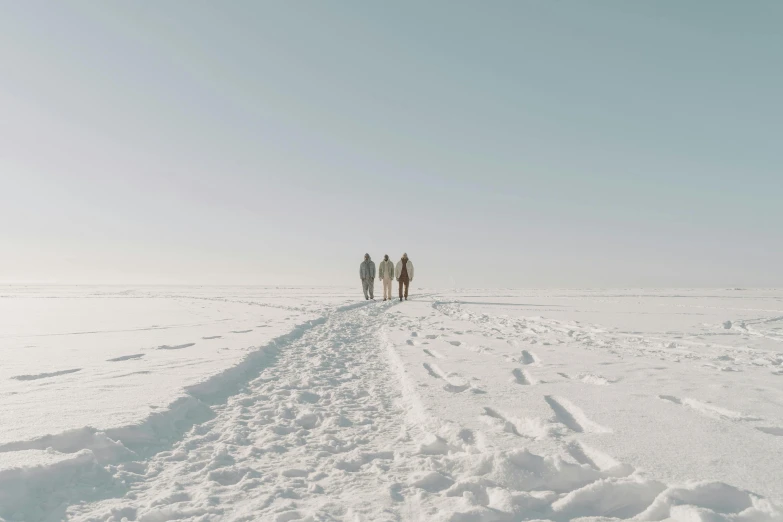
[[360, 258, 376, 280], [378, 260, 395, 280], [395, 259, 414, 281]]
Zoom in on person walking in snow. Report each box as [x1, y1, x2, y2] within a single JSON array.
[[395, 253, 414, 301], [378, 254, 395, 301], [360, 253, 376, 300]]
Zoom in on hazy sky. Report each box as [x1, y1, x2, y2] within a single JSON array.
[[2, 2, 781, 287]]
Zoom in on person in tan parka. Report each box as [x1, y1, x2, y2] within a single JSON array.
[[378, 254, 395, 301]]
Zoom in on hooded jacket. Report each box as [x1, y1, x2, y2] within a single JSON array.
[[378, 259, 395, 280], [360, 256, 376, 280], [395, 258, 414, 281]]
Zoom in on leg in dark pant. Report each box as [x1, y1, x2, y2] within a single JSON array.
[[399, 277, 409, 300]]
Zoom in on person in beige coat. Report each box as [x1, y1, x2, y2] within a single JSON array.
[[395, 253, 414, 301], [378, 254, 395, 301]]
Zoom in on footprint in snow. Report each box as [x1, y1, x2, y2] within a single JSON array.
[[458, 428, 475, 444], [658, 395, 761, 422], [422, 363, 471, 393], [297, 391, 320, 404], [511, 368, 533, 385], [544, 395, 611, 434], [565, 441, 634, 476], [519, 350, 537, 365], [109, 370, 152, 379], [575, 373, 616, 385], [422, 362, 440, 379], [157, 343, 195, 350], [482, 407, 525, 437], [12, 368, 82, 381], [389, 483, 404, 502], [106, 354, 145, 362]]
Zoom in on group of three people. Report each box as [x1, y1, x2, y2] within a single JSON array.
[[360, 253, 414, 301]]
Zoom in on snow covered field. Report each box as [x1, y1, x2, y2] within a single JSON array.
[[1, 287, 782, 521]]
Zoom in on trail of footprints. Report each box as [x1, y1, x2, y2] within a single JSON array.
[[12, 327, 261, 383], [410, 303, 783, 505], [410, 321, 613, 446], [73, 301, 452, 520], [11, 368, 82, 381], [66, 301, 779, 520], [110, 328, 258, 362], [403, 307, 667, 519], [658, 394, 783, 437], [418, 302, 783, 471]]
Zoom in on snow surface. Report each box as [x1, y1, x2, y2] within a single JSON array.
[[1, 287, 782, 521]]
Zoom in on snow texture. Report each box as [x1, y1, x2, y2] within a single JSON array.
[[1, 286, 782, 521]]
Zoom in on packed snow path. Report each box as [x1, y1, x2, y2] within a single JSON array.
[[3, 291, 782, 521], [68, 300, 419, 521]]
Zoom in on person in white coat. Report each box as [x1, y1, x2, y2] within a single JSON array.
[[395, 253, 414, 301], [378, 254, 395, 301]]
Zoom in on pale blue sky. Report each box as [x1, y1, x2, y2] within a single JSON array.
[[1, 2, 781, 287]]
